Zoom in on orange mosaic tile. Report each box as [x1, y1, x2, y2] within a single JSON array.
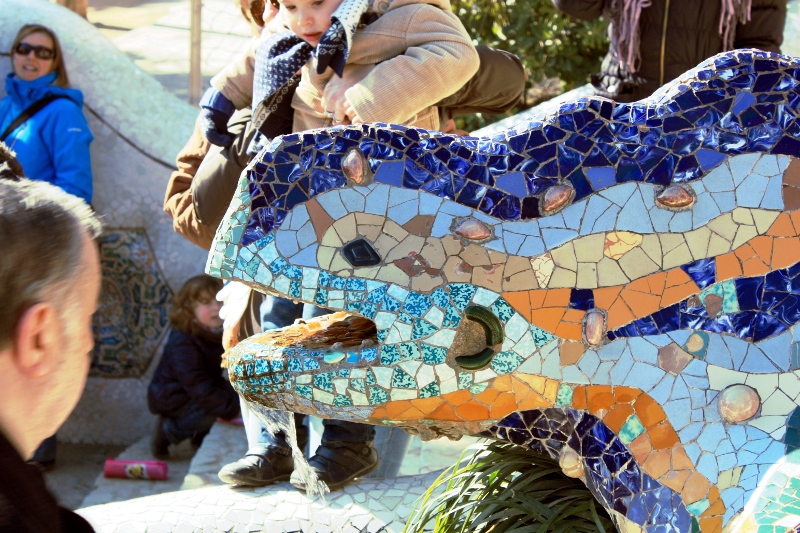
[[671, 445, 696, 470], [456, 401, 489, 420], [619, 288, 662, 318], [771, 236, 800, 269], [530, 307, 565, 333], [370, 407, 387, 419], [410, 397, 444, 413], [489, 392, 518, 419], [427, 402, 458, 421], [683, 471, 712, 503], [593, 286, 623, 308], [474, 387, 500, 406], [602, 299, 634, 330], [643, 448, 672, 478], [648, 422, 680, 449], [661, 469, 691, 493], [715, 252, 743, 282], [562, 308, 585, 323], [790, 210, 800, 233], [571, 386, 588, 410], [628, 433, 653, 465], [511, 376, 533, 401], [554, 320, 582, 341], [397, 406, 426, 420], [697, 516, 723, 533], [501, 291, 532, 320], [528, 289, 547, 308], [602, 403, 635, 433], [492, 374, 513, 392], [742, 256, 771, 277], [443, 389, 472, 406], [386, 401, 412, 419], [543, 288, 571, 307], [634, 395, 667, 428], [613, 387, 643, 403], [516, 391, 553, 411], [515, 373, 547, 394], [587, 386, 615, 414], [767, 212, 797, 236]]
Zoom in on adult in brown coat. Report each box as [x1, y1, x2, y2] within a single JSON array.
[[553, 0, 787, 102]]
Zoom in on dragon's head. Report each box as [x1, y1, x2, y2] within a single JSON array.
[[208, 50, 800, 530]]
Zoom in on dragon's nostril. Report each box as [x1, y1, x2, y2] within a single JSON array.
[[342, 238, 381, 266], [454, 306, 504, 370]]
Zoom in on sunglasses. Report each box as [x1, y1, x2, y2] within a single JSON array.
[[14, 42, 55, 60]]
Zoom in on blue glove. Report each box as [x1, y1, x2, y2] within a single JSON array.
[[199, 88, 236, 147]]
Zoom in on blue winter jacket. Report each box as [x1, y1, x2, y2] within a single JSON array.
[[0, 72, 94, 203]]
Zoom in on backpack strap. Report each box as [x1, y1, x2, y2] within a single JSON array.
[[1, 94, 70, 142]]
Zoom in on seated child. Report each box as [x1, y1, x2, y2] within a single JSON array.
[[148, 275, 240, 459]]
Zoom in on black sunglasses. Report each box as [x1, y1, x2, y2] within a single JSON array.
[[14, 42, 55, 60]]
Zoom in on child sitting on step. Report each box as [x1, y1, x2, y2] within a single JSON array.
[[148, 275, 240, 459]]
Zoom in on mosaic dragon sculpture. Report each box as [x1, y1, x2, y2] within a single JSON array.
[[208, 50, 800, 533]]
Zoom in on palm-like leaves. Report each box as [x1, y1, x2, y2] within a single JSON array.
[[404, 441, 616, 533]]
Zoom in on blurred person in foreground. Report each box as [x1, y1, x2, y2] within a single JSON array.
[[0, 178, 101, 532]]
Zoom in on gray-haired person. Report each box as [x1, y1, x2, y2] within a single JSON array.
[[0, 179, 101, 532]]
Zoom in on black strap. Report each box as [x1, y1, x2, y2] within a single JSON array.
[[1, 94, 68, 142]]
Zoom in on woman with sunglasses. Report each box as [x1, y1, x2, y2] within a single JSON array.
[[0, 24, 94, 472], [0, 24, 93, 205]]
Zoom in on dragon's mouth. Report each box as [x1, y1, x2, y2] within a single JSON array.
[[258, 311, 378, 350]]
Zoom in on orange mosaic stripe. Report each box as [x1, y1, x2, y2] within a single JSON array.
[[371, 380, 723, 532], [504, 213, 800, 338], [573, 386, 724, 532]]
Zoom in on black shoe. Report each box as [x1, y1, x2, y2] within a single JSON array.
[[291, 442, 378, 491], [217, 448, 294, 487], [151, 417, 170, 460]]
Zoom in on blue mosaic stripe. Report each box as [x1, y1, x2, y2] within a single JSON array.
[[242, 51, 800, 246], [609, 261, 800, 343], [490, 408, 692, 531]]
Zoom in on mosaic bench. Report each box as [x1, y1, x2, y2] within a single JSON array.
[[209, 50, 800, 533]]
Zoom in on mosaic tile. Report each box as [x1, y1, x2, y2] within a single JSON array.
[[209, 50, 800, 532]]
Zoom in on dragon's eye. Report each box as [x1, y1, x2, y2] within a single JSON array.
[[342, 239, 381, 267]]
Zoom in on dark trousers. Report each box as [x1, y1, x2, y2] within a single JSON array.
[[161, 401, 218, 445], [256, 413, 375, 454]]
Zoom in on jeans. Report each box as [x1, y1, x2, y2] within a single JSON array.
[[245, 297, 376, 455], [161, 401, 218, 444]]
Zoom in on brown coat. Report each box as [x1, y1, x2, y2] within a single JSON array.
[[211, 0, 479, 131]]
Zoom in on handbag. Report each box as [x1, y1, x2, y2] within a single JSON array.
[[0, 94, 68, 142]]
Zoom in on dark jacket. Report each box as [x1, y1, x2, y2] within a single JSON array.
[[553, 0, 787, 101], [147, 328, 239, 419], [0, 430, 94, 532]]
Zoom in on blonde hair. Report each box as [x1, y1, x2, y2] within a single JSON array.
[[10, 25, 69, 88], [169, 275, 223, 335]]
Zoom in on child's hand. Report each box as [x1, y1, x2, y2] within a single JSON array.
[[343, 97, 362, 124], [321, 64, 373, 124]]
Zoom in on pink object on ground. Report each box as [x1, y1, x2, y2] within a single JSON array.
[[103, 459, 168, 480]]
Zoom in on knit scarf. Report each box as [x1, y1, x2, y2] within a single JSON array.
[[249, 0, 369, 145], [607, 0, 753, 74]]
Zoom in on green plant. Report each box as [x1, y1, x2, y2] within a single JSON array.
[[450, 0, 609, 131], [403, 441, 616, 533]]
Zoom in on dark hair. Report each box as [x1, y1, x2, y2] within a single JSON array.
[[10, 25, 69, 88], [0, 180, 101, 349], [169, 275, 223, 334], [0, 142, 24, 181]]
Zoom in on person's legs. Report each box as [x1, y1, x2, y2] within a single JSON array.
[[218, 412, 307, 486], [291, 420, 378, 490], [161, 401, 218, 446]]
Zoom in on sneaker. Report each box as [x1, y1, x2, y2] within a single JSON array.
[[290, 442, 378, 491], [217, 448, 294, 486], [151, 417, 170, 460]]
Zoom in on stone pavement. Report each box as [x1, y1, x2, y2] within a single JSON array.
[[86, 0, 253, 101]]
